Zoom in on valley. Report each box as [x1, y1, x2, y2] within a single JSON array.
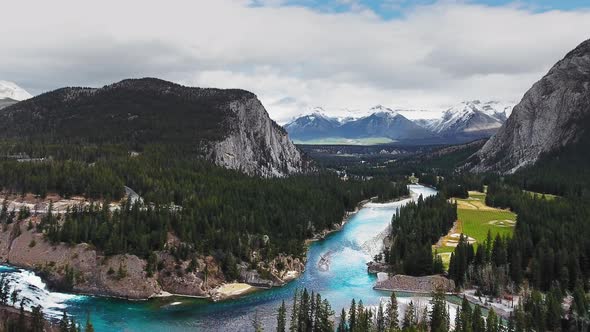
[[1, 3, 590, 330]]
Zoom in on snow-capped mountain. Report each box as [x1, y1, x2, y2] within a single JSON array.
[[284, 105, 434, 143], [284, 107, 342, 140], [0, 80, 32, 101], [416, 101, 514, 139], [339, 105, 434, 140]]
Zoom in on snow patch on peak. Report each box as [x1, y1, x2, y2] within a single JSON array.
[[0, 80, 33, 101]]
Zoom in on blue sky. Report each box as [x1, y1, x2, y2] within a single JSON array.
[[251, 0, 590, 19]]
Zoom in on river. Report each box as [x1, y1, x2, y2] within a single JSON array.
[[0, 184, 441, 331]]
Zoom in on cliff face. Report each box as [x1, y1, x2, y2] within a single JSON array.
[[469, 39, 590, 173], [0, 217, 305, 300], [0, 78, 305, 177], [212, 97, 305, 177], [0, 220, 223, 299]]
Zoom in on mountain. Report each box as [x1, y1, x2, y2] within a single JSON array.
[[417, 101, 513, 140], [339, 105, 434, 140], [0, 78, 305, 177], [285, 105, 434, 144], [468, 39, 590, 174], [283, 107, 341, 140], [0, 80, 32, 109]]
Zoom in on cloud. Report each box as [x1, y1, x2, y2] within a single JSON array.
[[1, 0, 590, 123]]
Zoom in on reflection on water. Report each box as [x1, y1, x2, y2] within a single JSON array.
[[0, 185, 437, 331]]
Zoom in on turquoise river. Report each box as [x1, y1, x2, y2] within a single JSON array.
[[0, 185, 446, 331]]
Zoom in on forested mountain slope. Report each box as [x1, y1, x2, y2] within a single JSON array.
[[0, 78, 305, 177]]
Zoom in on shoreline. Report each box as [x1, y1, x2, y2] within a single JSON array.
[[1, 188, 416, 304]]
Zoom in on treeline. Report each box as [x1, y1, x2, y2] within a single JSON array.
[[383, 194, 456, 276], [274, 289, 504, 332], [507, 115, 590, 199], [447, 231, 513, 296], [486, 183, 590, 292], [2, 144, 409, 279], [35, 173, 407, 263]]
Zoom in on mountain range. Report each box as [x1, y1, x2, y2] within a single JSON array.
[[285, 101, 514, 145]]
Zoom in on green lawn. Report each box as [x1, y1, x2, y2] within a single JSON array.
[[523, 190, 559, 201], [435, 191, 517, 268], [458, 209, 516, 247]]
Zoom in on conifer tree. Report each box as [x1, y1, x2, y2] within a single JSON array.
[[289, 290, 299, 332], [486, 309, 499, 332], [387, 292, 400, 331], [348, 299, 357, 332], [337, 308, 347, 332], [277, 300, 287, 332], [403, 301, 416, 330], [376, 302, 385, 332], [429, 289, 448, 332]]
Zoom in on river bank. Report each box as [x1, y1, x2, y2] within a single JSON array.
[[0, 185, 438, 331]]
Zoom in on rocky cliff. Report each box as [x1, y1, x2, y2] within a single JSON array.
[[0, 217, 303, 300], [211, 97, 305, 177], [469, 39, 590, 173], [0, 78, 305, 177], [0, 219, 222, 299]]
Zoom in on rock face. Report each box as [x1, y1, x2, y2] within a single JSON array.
[[469, 39, 590, 173], [374, 274, 455, 293], [0, 78, 305, 177], [212, 97, 305, 177], [0, 219, 224, 299]]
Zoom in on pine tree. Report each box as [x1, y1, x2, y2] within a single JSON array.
[[376, 302, 385, 332], [289, 290, 299, 332], [317, 299, 334, 332], [403, 301, 416, 330], [418, 307, 429, 331], [337, 308, 347, 332], [429, 289, 448, 332], [277, 300, 287, 332], [456, 296, 472, 332], [387, 292, 400, 331], [486, 309, 499, 332], [348, 299, 357, 332], [471, 305, 485, 332]]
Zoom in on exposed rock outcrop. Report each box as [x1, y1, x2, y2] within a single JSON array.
[[374, 274, 455, 293], [212, 97, 305, 177], [0, 219, 222, 299], [469, 39, 590, 173]]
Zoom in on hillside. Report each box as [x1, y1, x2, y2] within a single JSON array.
[[0, 78, 305, 177], [468, 39, 590, 174]]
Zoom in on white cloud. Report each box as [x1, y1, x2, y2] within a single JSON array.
[[1, 0, 589, 123]]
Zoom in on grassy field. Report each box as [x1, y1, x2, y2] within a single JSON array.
[[292, 137, 395, 145], [523, 190, 559, 200], [435, 191, 517, 268]]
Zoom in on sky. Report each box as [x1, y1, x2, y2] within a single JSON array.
[[2, 0, 590, 124]]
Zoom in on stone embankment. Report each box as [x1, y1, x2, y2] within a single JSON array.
[[374, 274, 455, 293]]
